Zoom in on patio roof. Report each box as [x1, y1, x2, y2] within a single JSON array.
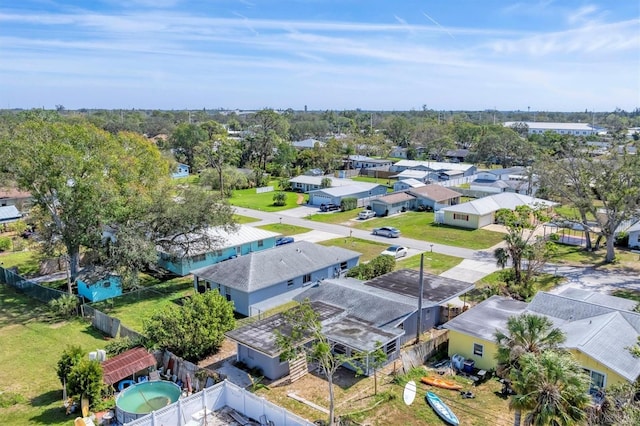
[[102, 347, 157, 385]]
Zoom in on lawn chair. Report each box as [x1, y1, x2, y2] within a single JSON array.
[[149, 370, 160, 381]]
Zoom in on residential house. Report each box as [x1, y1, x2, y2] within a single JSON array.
[[444, 149, 470, 163], [171, 163, 190, 179], [392, 169, 432, 183], [471, 167, 536, 195], [408, 185, 462, 211], [435, 193, 557, 229], [389, 146, 408, 159], [616, 219, 640, 250], [288, 175, 355, 193], [503, 121, 603, 136], [393, 178, 426, 192], [0, 188, 33, 209], [444, 289, 640, 391], [292, 138, 324, 150], [192, 241, 361, 316], [157, 225, 280, 276], [0, 205, 22, 226], [226, 270, 473, 380], [390, 160, 477, 177], [347, 155, 393, 169], [369, 192, 416, 216], [307, 182, 387, 206]]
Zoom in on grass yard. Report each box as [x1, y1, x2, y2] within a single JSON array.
[[256, 223, 311, 236], [305, 209, 362, 224], [351, 212, 505, 250], [611, 289, 640, 304], [228, 184, 306, 211], [0, 285, 108, 425], [91, 275, 194, 332], [318, 237, 389, 262], [257, 365, 512, 426], [551, 243, 640, 272], [0, 249, 40, 276], [233, 214, 261, 224], [351, 176, 395, 187], [396, 252, 463, 275]]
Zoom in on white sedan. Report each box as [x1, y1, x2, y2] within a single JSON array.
[[381, 245, 408, 259]]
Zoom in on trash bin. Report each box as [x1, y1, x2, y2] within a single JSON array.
[[463, 359, 475, 373]]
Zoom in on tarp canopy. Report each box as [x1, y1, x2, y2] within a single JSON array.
[[102, 347, 156, 385]]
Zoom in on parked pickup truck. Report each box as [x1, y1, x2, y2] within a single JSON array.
[[320, 203, 341, 212]]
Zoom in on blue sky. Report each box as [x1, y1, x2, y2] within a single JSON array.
[[1, 0, 638, 111]]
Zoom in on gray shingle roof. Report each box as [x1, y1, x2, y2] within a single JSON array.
[[294, 280, 416, 327], [442, 295, 528, 341], [0, 205, 21, 222], [408, 184, 462, 202], [192, 241, 361, 292], [445, 291, 640, 382], [440, 193, 557, 216], [558, 288, 638, 311]]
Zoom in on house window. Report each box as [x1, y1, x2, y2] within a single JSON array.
[[303, 273, 312, 284], [334, 344, 347, 355], [190, 253, 206, 263], [287, 279, 294, 287], [385, 340, 397, 356], [340, 261, 347, 270], [473, 343, 484, 357], [583, 369, 606, 392], [453, 213, 469, 221], [257, 240, 264, 248]]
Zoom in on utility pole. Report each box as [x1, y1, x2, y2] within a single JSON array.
[[415, 254, 425, 343]]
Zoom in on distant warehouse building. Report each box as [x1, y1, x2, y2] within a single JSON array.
[[503, 121, 604, 136]]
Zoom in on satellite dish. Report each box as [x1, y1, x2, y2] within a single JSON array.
[[403, 380, 417, 406]]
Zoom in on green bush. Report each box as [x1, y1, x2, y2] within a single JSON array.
[[57, 345, 86, 386], [345, 255, 395, 280], [67, 359, 105, 408], [272, 191, 287, 206], [105, 336, 143, 357], [0, 237, 11, 251], [48, 294, 78, 319], [340, 197, 357, 211]]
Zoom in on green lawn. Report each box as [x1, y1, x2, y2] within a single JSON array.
[[228, 184, 306, 211], [257, 223, 312, 236], [351, 176, 396, 187], [91, 276, 194, 332], [0, 285, 108, 425], [317, 237, 390, 262], [233, 214, 261, 224], [0, 249, 40, 276], [306, 209, 362, 224], [396, 252, 463, 275], [350, 212, 505, 250], [550, 243, 640, 271]]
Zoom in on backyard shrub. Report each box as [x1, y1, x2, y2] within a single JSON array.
[[48, 294, 78, 319], [345, 255, 395, 280], [272, 191, 287, 206], [104, 336, 143, 357], [615, 231, 629, 247], [340, 197, 357, 211], [67, 359, 105, 408], [143, 290, 235, 362], [0, 237, 11, 251], [57, 345, 86, 386]]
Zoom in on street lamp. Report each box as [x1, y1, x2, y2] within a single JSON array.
[[430, 244, 434, 252], [279, 217, 282, 225]]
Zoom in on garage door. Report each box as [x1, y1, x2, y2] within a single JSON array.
[[311, 194, 332, 206]]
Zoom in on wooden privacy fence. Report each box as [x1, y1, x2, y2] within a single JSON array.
[[399, 330, 449, 374]]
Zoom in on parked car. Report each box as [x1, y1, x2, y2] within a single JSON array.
[[320, 203, 340, 212], [372, 226, 401, 238], [381, 245, 408, 259], [358, 210, 376, 220], [275, 236, 295, 246]]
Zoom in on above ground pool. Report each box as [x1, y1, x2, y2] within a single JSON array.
[[115, 381, 181, 424]]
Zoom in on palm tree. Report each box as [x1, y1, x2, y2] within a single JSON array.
[[512, 351, 590, 426], [495, 313, 566, 426]]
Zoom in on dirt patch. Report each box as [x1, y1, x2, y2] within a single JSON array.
[[49, 321, 68, 329], [296, 193, 305, 205], [197, 338, 237, 370]]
